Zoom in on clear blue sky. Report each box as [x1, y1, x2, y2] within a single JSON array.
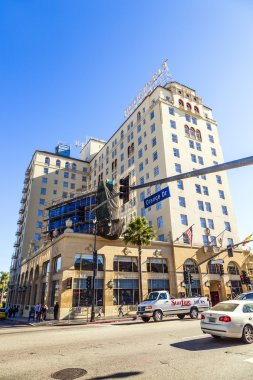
[[1, 0, 253, 271]]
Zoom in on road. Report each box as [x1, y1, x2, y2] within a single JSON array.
[[1, 316, 253, 380]]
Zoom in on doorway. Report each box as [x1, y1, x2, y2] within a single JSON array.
[[210, 291, 220, 306]]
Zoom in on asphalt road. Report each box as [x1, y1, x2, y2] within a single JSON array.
[[1, 316, 253, 380]]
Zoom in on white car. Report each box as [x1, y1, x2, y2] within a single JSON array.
[[201, 300, 253, 344]]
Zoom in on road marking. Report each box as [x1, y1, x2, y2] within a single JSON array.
[[244, 358, 253, 364], [181, 335, 205, 340]]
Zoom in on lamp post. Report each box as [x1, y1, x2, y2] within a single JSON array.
[[90, 218, 98, 322]]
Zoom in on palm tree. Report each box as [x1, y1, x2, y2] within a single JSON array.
[[123, 217, 156, 303], [0, 272, 9, 305]]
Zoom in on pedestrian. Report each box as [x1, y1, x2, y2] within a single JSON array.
[[53, 302, 59, 320], [28, 307, 35, 322], [97, 307, 103, 318], [13, 306, 18, 318], [118, 305, 124, 317], [41, 304, 48, 321], [35, 303, 41, 322]]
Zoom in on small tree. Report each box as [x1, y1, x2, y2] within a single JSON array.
[[0, 272, 9, 305], [123, 217, 156, 303]]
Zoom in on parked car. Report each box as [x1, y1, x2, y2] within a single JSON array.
[[201, 300, 253, 343], [235, 292, 253, 300], [0, 308, 6, 320]]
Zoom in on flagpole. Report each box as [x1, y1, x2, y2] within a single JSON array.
[[173, 224, 195, 244]]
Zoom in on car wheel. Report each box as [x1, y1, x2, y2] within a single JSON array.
[[141, 317, 150, 323], [211, 335, 221, 339], [177, 314, 185, 319], [190, 308, 198, 319], [242, 325, 253, 344], [153, 310, 163, 322]]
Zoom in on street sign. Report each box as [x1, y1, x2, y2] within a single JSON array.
[[144, 186, 170, 209], [211, 259, 224, 264]]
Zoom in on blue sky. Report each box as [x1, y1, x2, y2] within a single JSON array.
[[1, 0, 253, 271]]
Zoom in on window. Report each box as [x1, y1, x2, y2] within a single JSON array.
[[53, 190, 57, 195], [225, 222, 231, 232], [45, 157, 50, 165], [194, 106, 199, 114], [209, 135, 214, 143], [56, 159, 61, 167], [192, 117, 197, 125], [74, 254, 104, 271], [138, 149, 142, 159], [145, 158, 148, 165], [211, 148, 217, 156], [156, 202, 162, 210], [140, 176, 144, 185], [71, 173, 76, 180], [206, 122, 212, 131], [150, 111, 154, 120], [198, 156, 204, 165], [181, 214, 188, 225], [140, 191, 145, 201], [113, 279, 138, 306], [185, 114, 191, 122], [169, 107, 174, 115], [138, 136, 142, 146], [219, 190, 225, 199], [185, 125, 190, 137], [196, 129, 201, 140], [139, 162, 144, 172], [195, 184, 201, 194], [42, 177, 47, 184], [71, 183, 75, 190], [40, 188, 46, 195], [141, 208, 146, 217], [179, 196, 186, 207], [222, 205, 228, 215], [203, 186, 209, 195], [147, 258, 168, 273], [173, 148, 180, 157], [184, 259, 199, 274], [186, 102, 191, 111], [191, 154, 197, 163], [200, 218, 207, 228], [153, 151, 158, 161], [170, 120, 176, 129], [65, 162, 70, 169], [227, 238, 234, 246], [44, 168, 48, 174], [202, 235, 209, 246], [150, 123, 156, 133], [190, 128, 195, 139], [152, 137, 156, 147], [172, 134, 178, 143], [198, 200, 204, 211], [154, 166, 159, 177], [201, 175, 206, 180], [113, 256, 138, 273], [196, 142, 201, 151], [208, 219, 214, 229], [54, 256, 61, 273], [137, 124, 141, 133], [175, 163, 181, 173], [189, 140, 194, 149], [205, 202, 212, 212], [72, 163, 77, 170], [39, 199, 45, 205], [157, 216, 163, 229], [177, 180, 184, 190], [36, 221, 42, 228], [34, 233, 41, 241], [64, 172, 69, 178], [179, 99, 184, 107], [63, 182, 68, 188], [216, 175, 222, 184], [120, 142, 124, 149]]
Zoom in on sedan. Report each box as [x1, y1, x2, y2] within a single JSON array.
[[201, 300, 253, 344]]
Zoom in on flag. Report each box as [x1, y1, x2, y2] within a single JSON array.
[[242, 234, 252, 246], [184, 226, 193, 246]]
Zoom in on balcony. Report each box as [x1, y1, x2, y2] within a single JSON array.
[[19, 205, 25, 214], [15, 228, 22, 236]]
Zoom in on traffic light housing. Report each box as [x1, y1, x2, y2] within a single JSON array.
[[219, 266, 224, 276], [189, 273, 193, 284], [86, 276, 92, 289], [227, 245, 233, 258], [241, 270, 251, 285], [183, 270, 189, 285], [119, 175, 130, 204]]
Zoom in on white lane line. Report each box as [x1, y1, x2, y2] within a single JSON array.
[[181, 335, 205, 340], [244, 358, 253, 364]]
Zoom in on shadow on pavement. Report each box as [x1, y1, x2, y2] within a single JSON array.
[[114, 318, 197, 326], [171, 336, 245, 351], [88, 371, 143, 379]]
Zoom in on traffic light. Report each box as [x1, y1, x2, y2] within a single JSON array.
[[241, 270, 251, 285], [183, 270, 189, 285], [86, 276, 92, 289], [227, 245, 233, 258], [240, 273, 245, 284], [119, 175, 130, 204], [189, 273, 193, 284], [219, 266, 224, 276]]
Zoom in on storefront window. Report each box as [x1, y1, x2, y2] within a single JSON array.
[[42, 261, 50, 277], [148, 279, 170, 293], [41, 282, 47, 304], [74, 254, 104, 271], [51, 280, 59, 307], [113, 279, 138, 305], [113, 256, 138, 272], [54, 256, 61, 273], [189, 280, 201, 296], [231, 281, 243, 298], [72, 278, 103, 307], [146, 258, 168, 273]]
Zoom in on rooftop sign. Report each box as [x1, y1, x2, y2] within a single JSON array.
[[124, 59, 172, 118]]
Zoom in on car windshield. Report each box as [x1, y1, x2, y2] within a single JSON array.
[[145, 292, 159, 301], [235, 293, 253, 300], [211, 303, 239, 312]]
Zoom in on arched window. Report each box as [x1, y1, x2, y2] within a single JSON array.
[[137, 111, 141, 121], [207, 261, 224, 275], [65, 162, 70, 169], [21, 273, 25, 286], [56, 159, 61, 168], [72, 163, 77, 170], [196, 129, 202, 141], [131, 142, 134, 153], [45, 157, 50, 165], [121, 130, 124, 139], [227, 262, 240, 275], [184, 125, 190, 136], [183, 259, 199, 274], [106, 146, 109, 155], [194, 106, 199, 114], [179, 99, 184, 107], [127, 146, 131, 157], [190, 127, 196, 139], [186, 103, 192, 111], [29, 268, 34, 283], [35, 265, 40, 280]]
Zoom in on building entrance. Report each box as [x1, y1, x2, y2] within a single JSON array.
[[210, 291, 220, 306]]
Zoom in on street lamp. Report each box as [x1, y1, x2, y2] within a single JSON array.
[[90, 218, 98, 322]]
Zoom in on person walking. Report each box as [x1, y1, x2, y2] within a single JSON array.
[[35, 303, 41, 322], [41, 304, 48, 321], [53, 302, 59, 320], [28, 307, 35, 322]]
